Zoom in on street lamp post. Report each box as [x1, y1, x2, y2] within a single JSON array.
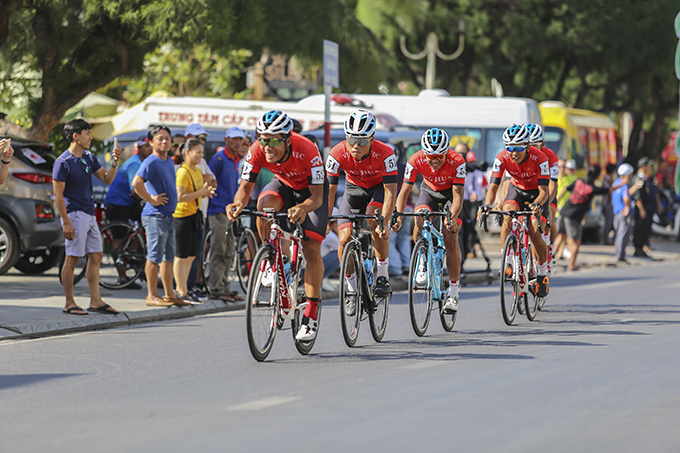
[[400, 19, 466, 90]]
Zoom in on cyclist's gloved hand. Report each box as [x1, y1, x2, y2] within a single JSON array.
[[288, 205, 307, 223], [529, 202, 543, 217], [226, 204, 242, 221], [390, 217, 402, 232], [477, 204, 491, 221]]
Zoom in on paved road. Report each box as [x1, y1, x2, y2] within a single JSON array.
[[2, 261, 679, 452]]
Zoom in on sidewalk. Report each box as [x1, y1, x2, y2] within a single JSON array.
[[1, 235, 679, 341]]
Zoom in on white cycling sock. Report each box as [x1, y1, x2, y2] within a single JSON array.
[[537, 261, 548, 275], [345, 273, 357, 292], [449, 280, 460, 297], [542, 233, 550, 247], [377, 258, 389, 278]]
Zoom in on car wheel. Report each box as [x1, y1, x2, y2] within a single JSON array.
[[14, 246, 65, 274], [0, 217, 21, 275]]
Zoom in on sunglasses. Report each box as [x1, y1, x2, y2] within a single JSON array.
[[346, 136, 371, 147], [196, 135, 207, 141], [506, 146, 526, 153], [424, 153, 446, 160], [172, 142, 183, 147], [80, 158, 90, 174], [259, 137, 286, 148]]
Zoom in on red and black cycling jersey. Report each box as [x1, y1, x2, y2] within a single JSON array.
[[490, 146, 549, 190], [325, 140, 398, 189], [403, 149, 466, 191], [241, 132, 325, 191], [540, 146, 559, 181]]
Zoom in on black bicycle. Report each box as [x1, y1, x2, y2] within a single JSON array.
[[330, 210, 390, 347]]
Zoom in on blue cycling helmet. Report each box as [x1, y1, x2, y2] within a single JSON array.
[[525, 123, 544, 145], [421, 128, 450, 155], [502, 124, 530, 146], [257, 110, 294, 136]]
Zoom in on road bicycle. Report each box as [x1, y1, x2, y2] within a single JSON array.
[[202, 218, 259, 294], [480, 209, 544, 325], [330, 210, 390, 347], [98, 220, 147, 289], [241, 208, 320, 362], [391, 208, 455, 336]]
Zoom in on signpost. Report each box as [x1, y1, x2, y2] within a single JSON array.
[[323, 40, 339, 155]]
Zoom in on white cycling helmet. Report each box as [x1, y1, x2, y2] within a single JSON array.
[[344, 109, 377, 138], [502, 124, 530, 146], [256, 110, 294, 136], [525, 123, 544, 145], [421, 128, 450, 155]]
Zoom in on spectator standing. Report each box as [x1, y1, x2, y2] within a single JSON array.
[[173, 138, 216, 303], [630, 157, 655, 258], [53, 119, 123, 315], [171, 133, 185, 158], [184, 123, 216, 297], [207, 126, 245, 302], [0, 138, 14, 184], [554, 159, 578, 259], [103, 136, 152, 289], [612, 163, 634, 262], [555, 166, 610, 270], [462, 150, 487, 258], [601, 163, 617, 245], [132, 125, 179, 307]]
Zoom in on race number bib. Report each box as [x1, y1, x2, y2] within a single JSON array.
[[404, 163, 414, 181], [325, 155, 340, 175], [310, 166, 325, 184], [456, 163, 467, 179], [539, 161, 550, 176], [384, 154, 398, 173], [241, 161, 254, 181], [492, 158, 502, 173], [550, 163, 559, 179]]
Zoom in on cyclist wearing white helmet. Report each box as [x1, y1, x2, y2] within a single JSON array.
[[392, 127, 467, 313], [525, 123, 559, 263], [227, 109, 328, 341], [479, 124, 551, 298], [326, 109, 398, 297]]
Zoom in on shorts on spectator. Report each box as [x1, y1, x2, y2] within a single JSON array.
[[173, 214, 198, 259], [63, 211, 102, 257], [142, 214, 175, 264], [557, 215, 582, 241]]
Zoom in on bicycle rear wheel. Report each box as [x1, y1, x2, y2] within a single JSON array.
[[293, 295, 321, 355], [339, 242, 362, 347], [99, 222, 146, 289], [500, 234, 519, 326], [237, 227, 259, 293], [201, 229, 212, 287], [246, 244, 279, 362], [438, 273, 456, 332], [408, 238, 432, 336], [525, 242, 540, 321], [369, 293, 390, 342]]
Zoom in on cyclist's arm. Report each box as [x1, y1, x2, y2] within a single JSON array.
[[483, 182, 500, 207], [328, 183, 338, 218], [295, 183, 323, 215], [381, 182, 398, 221], [395, 182, 414, 213], [535, 185, 548, 207], [548, 179, 557, 202], [450, 185, 464, 219], [231, 180, 255, 209]]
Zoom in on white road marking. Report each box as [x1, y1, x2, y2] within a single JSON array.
[[228, 396, 300, 411]]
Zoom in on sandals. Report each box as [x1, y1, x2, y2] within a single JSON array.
[[229, 291, 244, 301], [63, 306, 88, 315], [211, 293, 235, 302], [87, 303, 119, 315]]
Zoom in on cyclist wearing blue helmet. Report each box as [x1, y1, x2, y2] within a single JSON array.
[[227, 110, 328, 341]]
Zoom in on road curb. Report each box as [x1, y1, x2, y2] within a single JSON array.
[[0, 300, 245, 341]]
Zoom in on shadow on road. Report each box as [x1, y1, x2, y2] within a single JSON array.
[[0, 373, 86, 391]]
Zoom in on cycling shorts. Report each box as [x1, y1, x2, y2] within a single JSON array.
[[337, 181, 384, 230], [414, 183, 452, 212], [258, 178, 329, 243], [504, 184, 549, 221]]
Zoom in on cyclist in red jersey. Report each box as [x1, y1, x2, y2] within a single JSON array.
[[327, 109, 398, 296], [391, 128, 466, 313], [227, 110, 328, 341], [479, 124, 551, 297], [526, 124, 559, 259]]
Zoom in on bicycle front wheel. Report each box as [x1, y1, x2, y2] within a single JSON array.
[[246, 244, 279, 362], [500, 234, 519, 326], [339, 242, 362, 347], [237, 227, 259, 293], [408, 238, 432, 336], [99, 222, 146, 289]]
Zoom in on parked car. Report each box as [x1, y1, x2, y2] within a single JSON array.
[[0, 136, 63, 274]]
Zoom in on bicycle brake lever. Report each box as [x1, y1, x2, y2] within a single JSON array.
[[375, 212, 385, 235], [388, 207, 398, 230]]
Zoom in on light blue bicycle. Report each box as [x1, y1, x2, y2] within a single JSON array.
[[392, 209, 455, 336]]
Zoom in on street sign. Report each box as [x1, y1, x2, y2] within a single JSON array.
[[323, 40, 339, 88]]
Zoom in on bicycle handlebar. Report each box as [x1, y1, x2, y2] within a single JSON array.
[[390, 208, 452, 231], [330, 212, 385, 235], [478, 209, 543, 234], [240, 208, 307, 240]]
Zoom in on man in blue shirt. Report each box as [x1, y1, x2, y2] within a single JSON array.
[[103, 136, 152, 289], [612, 163, 635, 263], [53, 119, 123, 315], [132, 125, 180, 307], [206, 126, 244, 301]]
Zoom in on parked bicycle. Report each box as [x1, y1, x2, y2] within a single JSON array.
[[391, 208, 455, 336], [330, 210, 390, 347], [479, 208, 544, 325], [98, 219, 147, 289], [241, 208, 319, 362]]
